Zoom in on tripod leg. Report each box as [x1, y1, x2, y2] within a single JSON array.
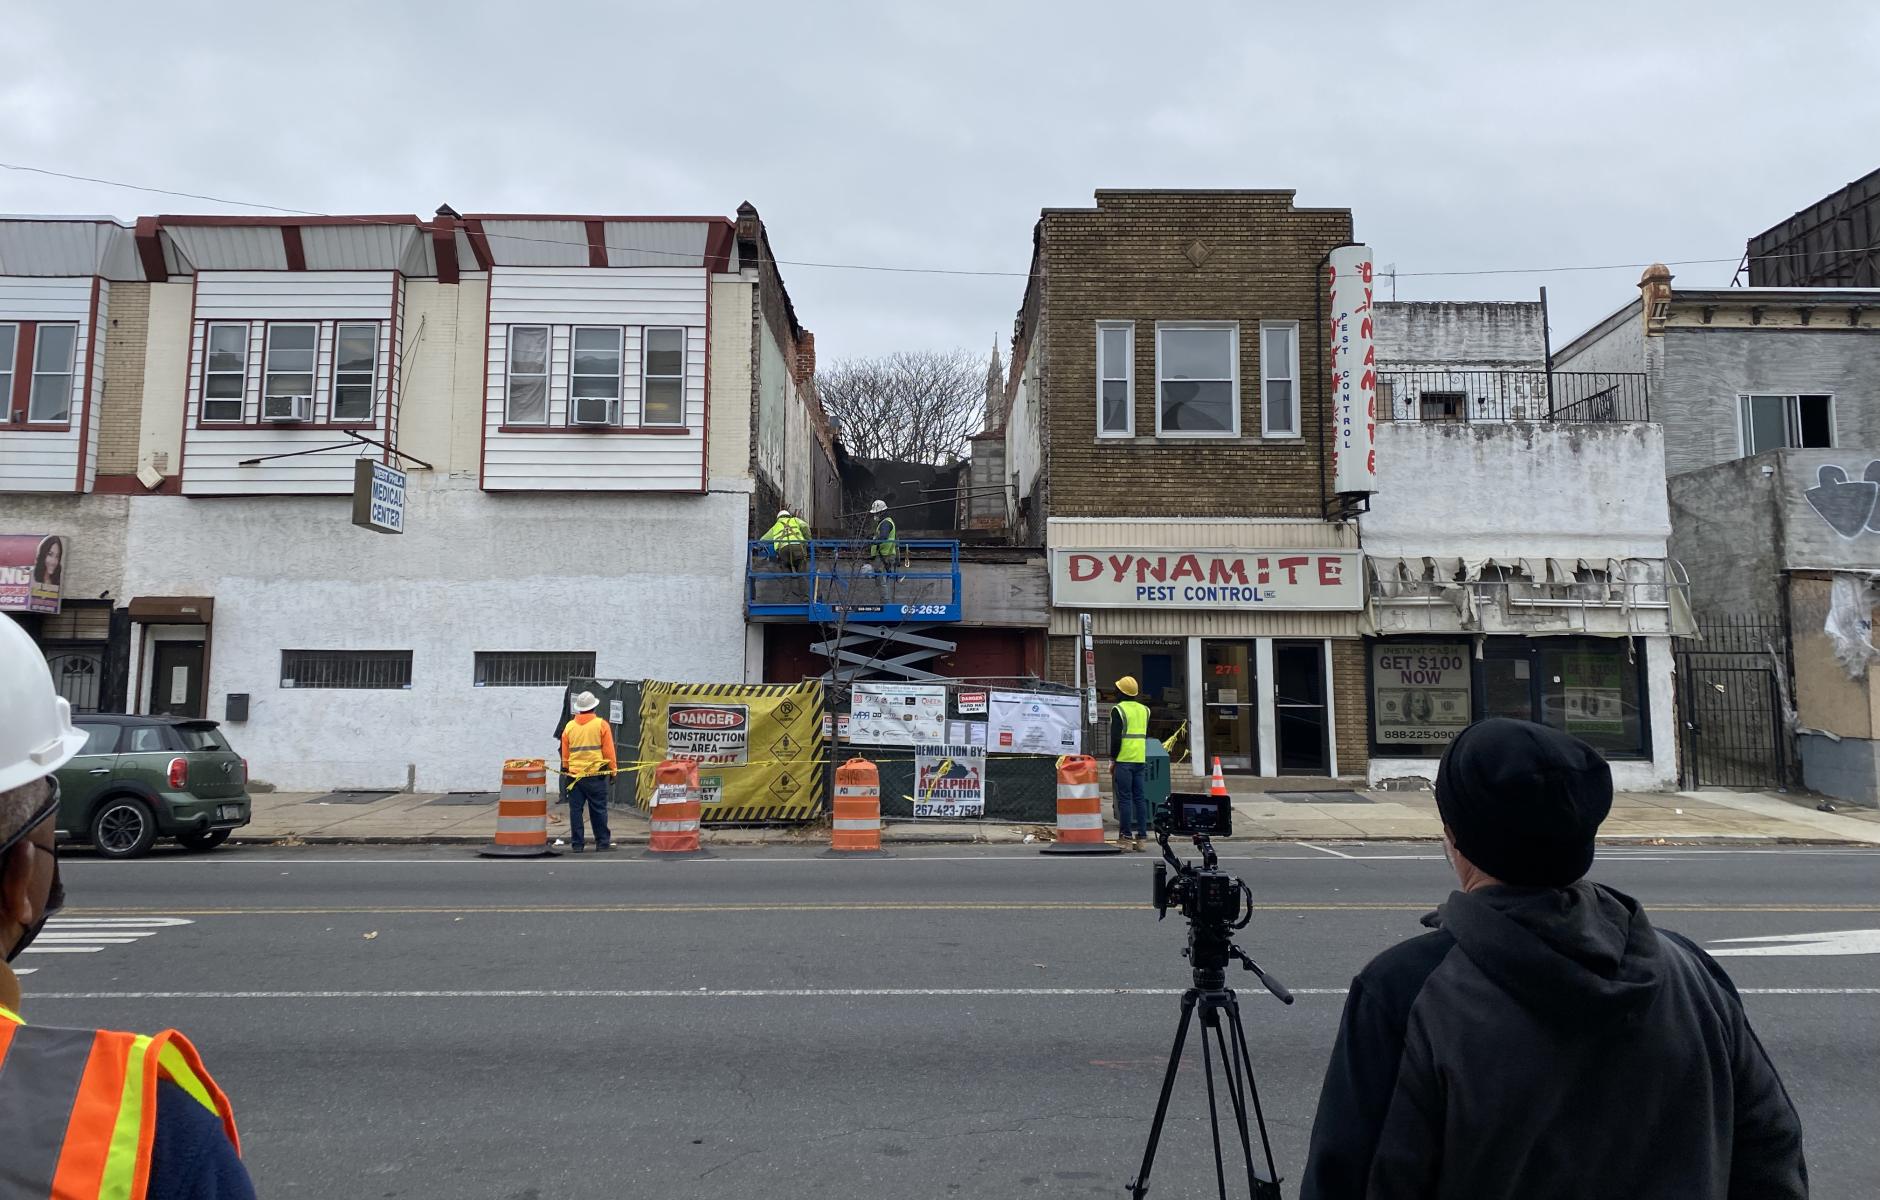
[[1211, 998, 1263, 1199], [1199, 1008, 1230, 1200], [1227, 996, 1283, 1197], [1128, 990, 1199, 1200]]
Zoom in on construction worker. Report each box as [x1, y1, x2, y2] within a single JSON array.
[[0, 616, 255, 1197], [1109, 675, 1152, 851], [761, 507, 809, 576], [560, 690, 617, 852], [864, 499, 897, 574]]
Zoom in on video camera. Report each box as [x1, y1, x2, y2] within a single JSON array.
[[1149, 792, 1289, 1001]]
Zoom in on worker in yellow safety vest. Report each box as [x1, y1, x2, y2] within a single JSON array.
[[0, 613, 254, 1198], [1109, 675, 1152, 851], [762, 507, 810, 577], [560, 690, 618, 852]]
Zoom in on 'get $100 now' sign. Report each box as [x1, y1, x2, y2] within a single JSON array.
[[1049, 549, 1362, 611]]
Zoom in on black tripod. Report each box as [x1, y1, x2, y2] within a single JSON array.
[[1129, 841, 1293, 1199]]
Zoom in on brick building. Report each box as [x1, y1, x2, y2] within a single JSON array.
[[1002, 191, 1369, 781]]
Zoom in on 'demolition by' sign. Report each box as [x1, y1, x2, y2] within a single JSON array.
[[351, 459, 407, 534]]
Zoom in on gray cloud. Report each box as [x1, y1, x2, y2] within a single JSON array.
[[3, 0, 1876, 361]]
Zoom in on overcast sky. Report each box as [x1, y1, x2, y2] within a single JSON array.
[[4, 1, 1876, 363]]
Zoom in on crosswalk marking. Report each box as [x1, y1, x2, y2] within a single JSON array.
[[18, 916, 193, 960]]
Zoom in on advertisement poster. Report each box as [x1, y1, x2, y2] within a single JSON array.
[[637, 680, 824, 821], [913, 745, 986, 818], [988, 690, 1082, 755], [0, 533, 64, 614], [956, 690, 988, 715], [1372, 642, 1471, 745], [1328, 243, 1378, 495], [849, 682, 946, 746], [1561, 653, 1625, 735], [666, 703, 749, 764]]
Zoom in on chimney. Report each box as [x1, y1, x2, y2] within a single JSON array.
[[796, 331, 816, 384], [1639, 263, 1673, 337]]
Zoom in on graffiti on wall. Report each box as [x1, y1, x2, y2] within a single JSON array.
[[1803, 462, 1880, 539]]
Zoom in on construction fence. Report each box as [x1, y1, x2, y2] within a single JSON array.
[[559, 676, 1085, 826]]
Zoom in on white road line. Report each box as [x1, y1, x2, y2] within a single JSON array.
[[22, 986, 1880, 1001], [18, 946, 106, 954], [1295, 842, 1357, 859]]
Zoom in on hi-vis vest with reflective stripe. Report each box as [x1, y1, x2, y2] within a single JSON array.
[[561, 713, 614, 780], [0, 1003, 239, 1199], [1112, 700, 1151, 764], [869, 516, 897, 560]]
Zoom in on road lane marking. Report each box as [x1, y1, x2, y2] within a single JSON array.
[[1295, 843, 1358, 859], [18, 916, 193, 959], [55, 902, 1880, 917], [1709, 929, 1880, 956], [22, 987, 1880, 1001]]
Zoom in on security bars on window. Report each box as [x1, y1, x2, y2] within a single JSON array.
[[280, 650, 414, 690], [473, 651, 598, 688]]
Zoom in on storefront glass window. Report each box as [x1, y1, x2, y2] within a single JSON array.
[[1541, 641, 1645, 757], [1094, 638, 1188, 752], [1370, 639, 1472, 757]]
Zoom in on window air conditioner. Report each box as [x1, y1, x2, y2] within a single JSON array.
[[262, 394, 314, 422], [571, 396, 617, 426]]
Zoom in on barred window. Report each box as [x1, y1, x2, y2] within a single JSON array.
[[280, 649, 413, 690], [474, 651, 597, 688]]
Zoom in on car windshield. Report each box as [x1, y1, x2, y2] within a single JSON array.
[[176, 725, 231, 752]]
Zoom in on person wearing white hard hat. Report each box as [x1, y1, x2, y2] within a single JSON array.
[[760, 507, 809, 578], [0, 616, 256, 1197], [559, 690, 617, 852], [863, 499, 898, 589]]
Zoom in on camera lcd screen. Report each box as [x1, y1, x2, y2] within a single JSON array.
[[1164, 792, 1232, 836]]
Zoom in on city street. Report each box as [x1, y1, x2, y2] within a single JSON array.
[[19, 843, 1879, 1198]]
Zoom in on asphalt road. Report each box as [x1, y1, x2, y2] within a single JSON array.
[[18, 842, 1879, 1198]]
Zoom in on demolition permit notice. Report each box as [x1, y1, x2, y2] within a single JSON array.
[[666, 703, 750, 764]]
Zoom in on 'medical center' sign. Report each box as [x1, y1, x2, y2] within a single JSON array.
[[1050, 549, 1362, 611]]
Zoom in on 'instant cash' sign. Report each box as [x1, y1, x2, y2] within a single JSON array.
[[1050, 549, 1362, 611]]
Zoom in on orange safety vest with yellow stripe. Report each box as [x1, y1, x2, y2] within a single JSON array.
[[560, 713, 616, 781], [0, 1003, 240, 1199]]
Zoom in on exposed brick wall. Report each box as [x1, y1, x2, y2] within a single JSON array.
[[1036, 191, 1354, 519], [97, 282, 150, 476], [1047, 635, 1077, 686], [1331, 639, 1369, 777]]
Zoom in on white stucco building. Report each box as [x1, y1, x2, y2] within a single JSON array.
[[1364, 301, 1689, 790], [1, 208, 836, 792]]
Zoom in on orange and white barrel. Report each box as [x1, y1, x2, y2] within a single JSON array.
[[649, 759, 703, 854], [1040, 754, 1120, 855], [478, 758, 555, 858], [831, 757, 883, 852]]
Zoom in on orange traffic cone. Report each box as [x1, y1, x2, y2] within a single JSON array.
[[1209, 756, 1229, 798]]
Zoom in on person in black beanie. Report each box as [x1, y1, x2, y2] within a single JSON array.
[[1300, 718, 1806, 1200]]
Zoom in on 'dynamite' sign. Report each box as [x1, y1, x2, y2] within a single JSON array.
[[1050, 549, 1362, 611]]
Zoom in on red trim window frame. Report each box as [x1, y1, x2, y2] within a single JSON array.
[[504, 325, 551, 426], [640, 326, 687, 429], [199, 321, 251, 424], [0, 321, 18, 425], [1, 321, 80, 431]]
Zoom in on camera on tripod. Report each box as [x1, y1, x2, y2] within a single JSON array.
[[1151, 792, 1241, 927]]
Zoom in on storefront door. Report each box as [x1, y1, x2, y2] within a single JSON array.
[[149, 641, 206, 718], [1202, 640, 1257, 772], [1274, 640, 1330, 774]]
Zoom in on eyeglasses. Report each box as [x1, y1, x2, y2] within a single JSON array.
[[0, 783, 65, 918]]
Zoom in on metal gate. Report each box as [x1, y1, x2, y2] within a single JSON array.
[[44, 649, 104, 714], [1677, 616, 1792, 790]]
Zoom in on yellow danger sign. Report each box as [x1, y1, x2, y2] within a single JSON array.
[[635, 680, 826, 822]]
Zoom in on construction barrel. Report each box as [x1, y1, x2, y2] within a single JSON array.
[[1040, 754, 1121, 856], [831, 757, 883, 853], [479, 758, 556, 858], [649, 759, 704, 854]]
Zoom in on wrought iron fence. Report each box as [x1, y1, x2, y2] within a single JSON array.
[[1676, 614, 1793, 790], [1377, 370, 1650, 423]]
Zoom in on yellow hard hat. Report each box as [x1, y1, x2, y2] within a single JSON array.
[[1114, 676, 1140, 697]]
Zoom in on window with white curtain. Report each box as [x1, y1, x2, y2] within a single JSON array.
[[506, 326, 549, 424]]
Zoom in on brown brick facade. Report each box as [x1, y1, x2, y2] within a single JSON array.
[[1331, 638, 1369, 775], [97, 282, 150, 476], [1034, 191, 1354, 519]]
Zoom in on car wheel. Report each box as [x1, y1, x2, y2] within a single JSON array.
[[177, 828, 231, 852], [91, 797, 157, 860]]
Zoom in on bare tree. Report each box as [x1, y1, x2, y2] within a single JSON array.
[[816, 349, 988, 464]]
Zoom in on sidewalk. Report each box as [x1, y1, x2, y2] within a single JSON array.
[[236, 785, 1880, 847]]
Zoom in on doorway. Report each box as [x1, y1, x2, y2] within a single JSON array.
[[1201, 640, 1257, 773], [1273, 640, 1330, 774], [149, 641, 206, 717]]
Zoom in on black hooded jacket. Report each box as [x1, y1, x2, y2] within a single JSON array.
[[1300, 882, 1806, 1199]]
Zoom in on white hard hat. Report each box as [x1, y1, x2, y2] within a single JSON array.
[[870, 500, 888, 514], [570, 691, 601, 713], [0, 616, 87, 795], [777, 509, 792, 519]]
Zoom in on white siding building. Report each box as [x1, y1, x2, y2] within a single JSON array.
[[4, 207, 835, 792]]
